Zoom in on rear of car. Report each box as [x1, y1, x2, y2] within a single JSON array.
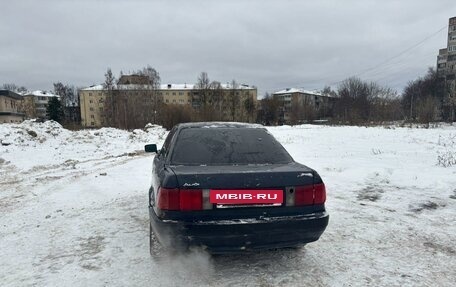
[[147, 123, 328, 253]]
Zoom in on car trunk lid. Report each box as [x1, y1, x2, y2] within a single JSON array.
[[166, 162, 317, 211], [169, 162, 315, 190]]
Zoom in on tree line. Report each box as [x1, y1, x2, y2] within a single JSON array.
[[258, 67, 455, 125], [402, 68, 456, 123], [3, 65, 455, 129], [257, 78, 401, 125]]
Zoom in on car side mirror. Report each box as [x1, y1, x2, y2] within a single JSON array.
[[145, 144, 158, 153]]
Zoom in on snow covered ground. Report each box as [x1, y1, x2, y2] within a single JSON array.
[[1, 121, 455, 286]]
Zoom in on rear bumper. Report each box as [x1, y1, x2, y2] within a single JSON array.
[[149, 207, 329, 253]]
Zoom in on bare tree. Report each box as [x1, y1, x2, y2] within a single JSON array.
[[401, 68, 443, 122], [444, 80, 456, 122], [244, 96, 255, 123], [210, 81, 224, 120], [228, 80, 239, 121], [53, 82, 67, 106], [53, 83, 77, 107], [108, 65, 161, 129], [138, 65, 161, 124], [416, 96, 440, 123], [334, 77, 401, 123], [54, 82, 78, 123], [2, 83, 27, 94], [160, 104, 194, 129], [195, 72, 211, 107], [335, 77, 368, 123], [139, 65, 160, 88], [322, 86, 337, 98], [368, 84, 401, 121], [257, 93, 280, 125], [194, 72, 215, 120]]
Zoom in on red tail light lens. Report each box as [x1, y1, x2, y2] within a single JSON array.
[[157, 187, 202, 211], [314, 183, 326, 204], [295, 185, 314, 206], [157, 188, 180, 210], [179, 189, 203, 211], [294, 183, 326, 206]]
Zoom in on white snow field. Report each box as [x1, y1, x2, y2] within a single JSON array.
[[1, 121, 455, 287]]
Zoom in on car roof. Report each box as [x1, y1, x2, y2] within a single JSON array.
[[176, 122, 264, 129]]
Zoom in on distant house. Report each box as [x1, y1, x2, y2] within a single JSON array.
[[273, 88, 336, 124], [23, 91, 59, 120], [0, 90, 25, 123]]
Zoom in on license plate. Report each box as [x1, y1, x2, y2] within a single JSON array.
[[210, 189, 283, 205]]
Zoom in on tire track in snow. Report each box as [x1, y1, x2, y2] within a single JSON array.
[[0, 152, 149, 211]]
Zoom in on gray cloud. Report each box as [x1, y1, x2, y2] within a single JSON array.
[[1, 0, 454, 96]]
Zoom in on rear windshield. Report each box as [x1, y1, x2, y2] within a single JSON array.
[[169, 127, 294, 165]]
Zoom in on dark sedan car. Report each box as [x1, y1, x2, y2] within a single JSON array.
[[145, 122, 328, 254]]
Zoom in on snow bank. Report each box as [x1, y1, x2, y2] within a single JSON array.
[[0, 120, 167, 171]]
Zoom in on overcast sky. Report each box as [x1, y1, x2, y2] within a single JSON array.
[[1, 0, 455, 96]]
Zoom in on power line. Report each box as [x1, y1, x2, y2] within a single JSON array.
[[326, 24, 448, 86], [363, 50, 438, 81], [354, 26, 446, 76]]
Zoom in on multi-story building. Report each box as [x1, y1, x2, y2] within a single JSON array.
[[22, 90, 59, 119], [79, 75, 257, 128], [437, 16, 456, 120], [273, 88, 335, 124], [446, 17, 456, 76], [160, 84, 193, 106], [160, 82, 257, 118], [79, 85, 107, 128], [0, 90, 25, 123], [80, 82, 162, 129], [437, 17, 456, 77], [437, 48, 448, 73]]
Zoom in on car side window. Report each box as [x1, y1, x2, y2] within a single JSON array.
[[160, 127, 177, 158]]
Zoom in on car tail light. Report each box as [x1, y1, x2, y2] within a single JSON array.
[[157, 187, 180, 210], [157, 187, 203, 211], [314, 183, 326, 204], [179, 189, 203, 211], [294, 183, 326, 206], [295, 185, 314, 206]]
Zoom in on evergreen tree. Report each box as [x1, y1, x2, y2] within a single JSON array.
[[46, 96, 63, 122]]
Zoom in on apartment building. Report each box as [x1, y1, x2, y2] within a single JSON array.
[[79, 75, 257, 128], [160, 82, 257, 119], [437, 17, 456, 77], [273, 88, 335, 124], [437, 48, 448, 73], [437, 16, 456, 120], [0, 90, 25, 123], [161, 84, 193, 105], [79, 85, 106, 128], [446, 17, 456, 81], [22, 90, 59, 119]]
